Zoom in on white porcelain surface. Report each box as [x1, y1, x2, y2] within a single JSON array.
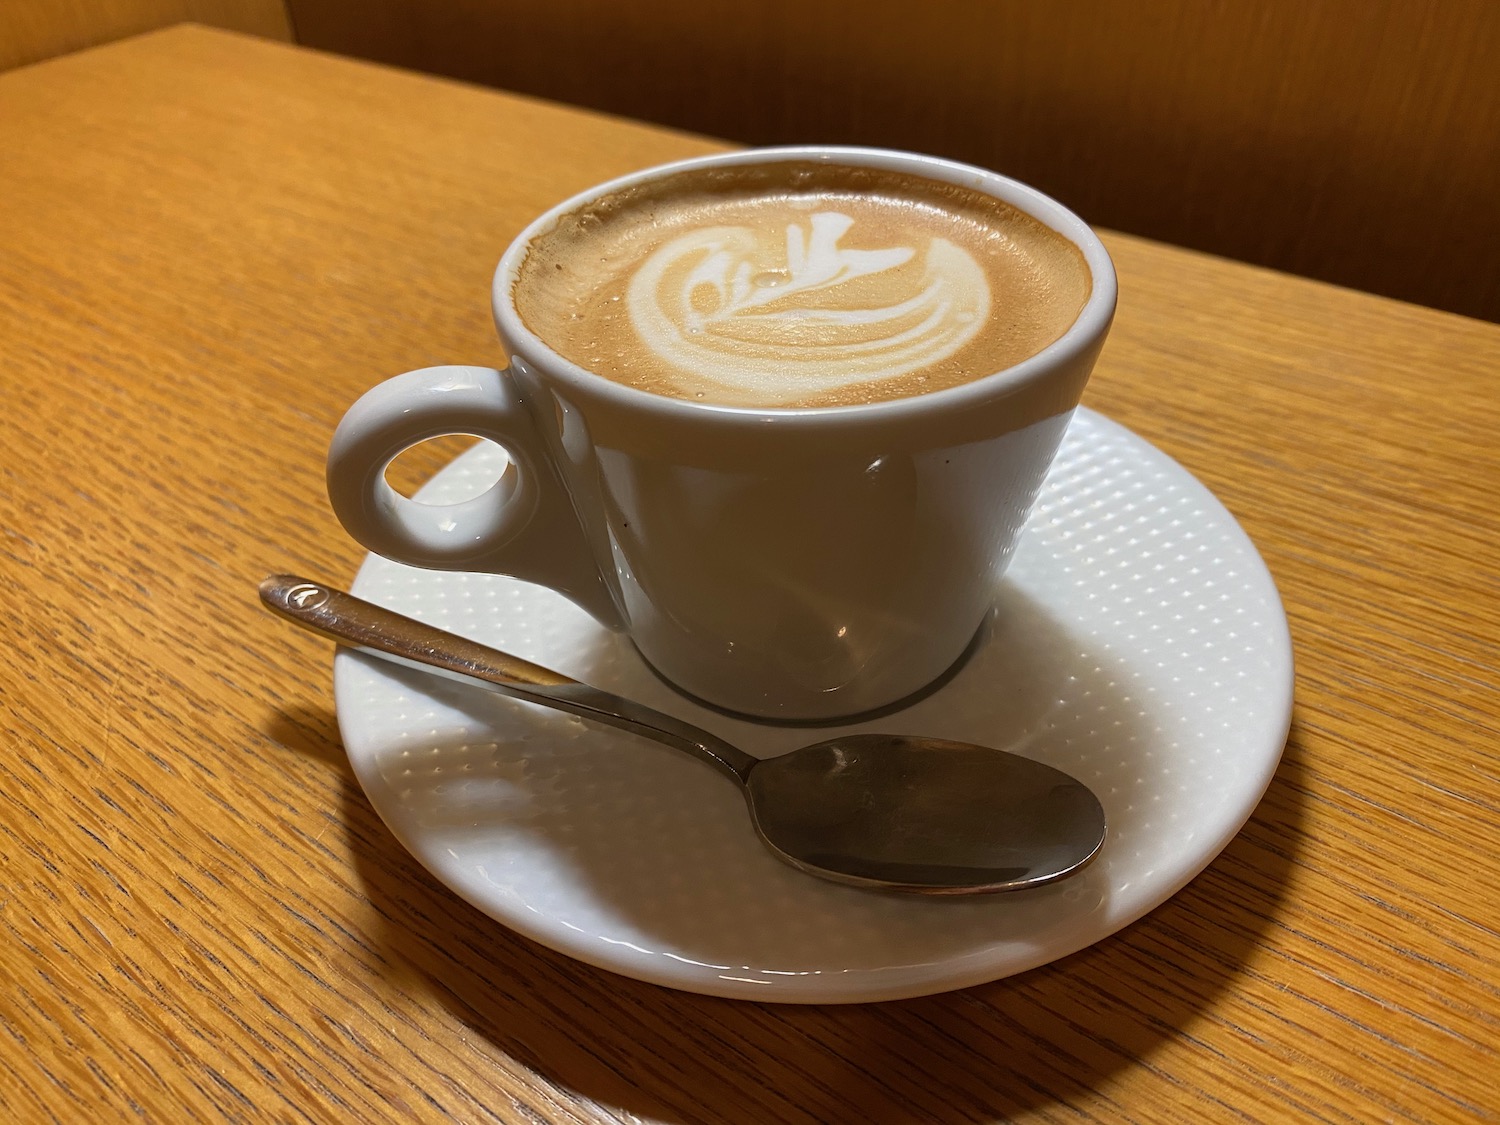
[[329, 146, 1117, 720], [334, 407, 1294, 1003]]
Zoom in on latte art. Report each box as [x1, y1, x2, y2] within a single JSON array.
[[514, 162, 1091, 408], [626, 212, 991, 397]]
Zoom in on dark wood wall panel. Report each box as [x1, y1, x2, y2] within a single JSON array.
[[1, 0, 290, 71], [286, 0, 1500, 322]]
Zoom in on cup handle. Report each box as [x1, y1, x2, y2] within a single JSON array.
[[325, 365, 621, 626]]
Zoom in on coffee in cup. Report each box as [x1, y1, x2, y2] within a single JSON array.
[[513, 162, 1092, 409]]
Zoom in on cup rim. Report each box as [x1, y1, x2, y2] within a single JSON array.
[[492, 145, 1117, 427]]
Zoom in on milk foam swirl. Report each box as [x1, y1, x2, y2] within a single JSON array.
[[625, 211, 990, 399]]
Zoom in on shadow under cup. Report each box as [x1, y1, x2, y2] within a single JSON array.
[[329, 146, 1118, 721]]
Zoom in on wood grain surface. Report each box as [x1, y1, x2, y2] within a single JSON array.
[[2, 26, 1497, 1124], [284, 0, 1500, 323]]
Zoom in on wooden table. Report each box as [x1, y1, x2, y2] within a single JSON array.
[[2, 25, 1496, 1124]]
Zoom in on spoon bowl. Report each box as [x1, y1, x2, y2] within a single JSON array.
[[260, 575, 1105, 894], [747, 733, 1104, 893]]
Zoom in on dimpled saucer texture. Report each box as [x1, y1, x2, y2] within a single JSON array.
[[333, 407, 1293, 1003]]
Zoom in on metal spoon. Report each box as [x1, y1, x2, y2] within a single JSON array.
[[260, 574, 1105, 895]]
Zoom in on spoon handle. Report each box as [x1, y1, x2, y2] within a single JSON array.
[[258, 574, 757, 783]]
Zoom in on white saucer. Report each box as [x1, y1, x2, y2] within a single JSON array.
[[334, 407, 1293, 1004]]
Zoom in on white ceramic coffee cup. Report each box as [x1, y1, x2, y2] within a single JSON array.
[[327, 146, 1116, 720]]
